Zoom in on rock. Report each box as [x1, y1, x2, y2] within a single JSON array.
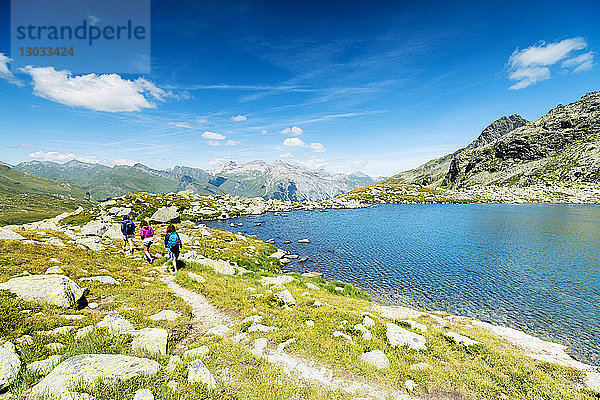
[[107, 207, 131, 217], [362, 315, 375, 328], [0, 275, 87, 308], [444, 332, 481, 348], [150, 207, 180, 224], [360, 350, 390, 370], [15, 335, 33, 346], [373, 305, 424, 320], [305, 282, 319, 290], [187, 359, 216, 389], [298, 239, 310, 243], [80, 276, 120, 285], [259, 276, 295, 286], [0, 342, 21, 391], [47, 237, 66, 247], [45, 266, 64, 274], [353, 324, 372, 340], [183, 346, 209, 360], [0, 228, 25, 241], [132, 328, 168, 356], [402, 319, 427, 333], [81, 221, 107, 237], [102, 224, 123, 240], [50, 258, 62, 264], [46, 343, 65, 352], [27, 355, 62, 375], [332, 331, 353, 341], [200, 258, 235, 275], [166, 380, 178, 391], [187, 272, 206, 283], [38, 326, 76, 336], [241, 315, 263, 324], [206, 325, 231, 337], [247, 324, 278, 333], [96, 314, 135, 335], [305, 320, 315, 327], [87, 302, 98, 309], [409, 362, 431, 370], [251, 338, 268, 357], [279, 258, 291, 265], [301, 272, 323, 278], [61, 315, 85, 320], [149, 310, 182, 322], [75, 326, 94, 339], [76, 237, 104, 251], [274, 289, 296, 306], [133, 388, 154, 400], [385, 323, 427, 351], [405, 380, 416, 391], [29, 354, 160, 399], [268, 250, 286, 259], [165, 355, 184, 374]]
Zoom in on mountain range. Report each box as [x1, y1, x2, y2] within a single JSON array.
[[385, 91, 600, 191], [14, 159, 376, 202]]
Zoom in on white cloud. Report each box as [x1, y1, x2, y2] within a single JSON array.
[[308, 142, 326, 153], [110, 159, 138, 166], [208, 158, 230, 166], [197, 118, 209, 125], [283, 138, 325, 153], [231, 114, 247, 121], [297, 157, 327, 170], [0, 53, 23, 86], [168, 121, 193, 129], [279, 152, 294, 159], [21, 66, 171, 111], [202, 131, 225, 140], [561, 51, 594, 73], [28, 151, 98, 163], [283, 137, 305, 147], [280, 126, 303, 136], [226, 140, 240, 146], [507, 37, 593, 89], [261, 129, 267, 134], [206, 141, 221, 146]]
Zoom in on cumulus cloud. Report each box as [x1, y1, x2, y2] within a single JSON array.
[[0, 53, 23, 86], [168, 121, 193, 128], [281, 126, 303, 136], [507, 37, 593, 89], [283, 138, 326, 153], [279, 152, 294, 159], [21, 66, 171, 111], [283, 137, 305, 147], [28, 151, 98, 163], [231, 114, 247, 121], [202, 131, 225, 140], [226, 140, 240, 146], [261, 129, 267, 134], [297, 157, 327, 170]]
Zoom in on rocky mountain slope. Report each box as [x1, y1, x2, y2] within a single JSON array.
[[445, 92, 600, 189], [15, 160, 375, 203], [385, 114, 528, 186]]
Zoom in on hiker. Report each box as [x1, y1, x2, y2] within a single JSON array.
[[139, 220, 154, 264], [164, 224, 182, 273], [121, 215, 136, 254]]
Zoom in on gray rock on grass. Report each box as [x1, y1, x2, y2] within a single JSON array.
[[133, 388, 154, 400], [131, 328, 168, 356], [385, 323, 427, 351], [29, 354, 160, 399], [0, 275, 87, 308], [96, 314, 135, 335], [187, 359, 216, 389], [80, 276, 120, 285], [0, 228, 25, 241], [360, 350, 390, 370], [0, 342, 21, 391], [149, 310, 182, 322], [27, 355, 62, 375], [274, 289, 296, 306], [150, 207, 180, 224]]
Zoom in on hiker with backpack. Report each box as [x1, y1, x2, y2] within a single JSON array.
[[139, 220, 154, 264], [164, 224, 182, 273], [121, 215, 136, 254]]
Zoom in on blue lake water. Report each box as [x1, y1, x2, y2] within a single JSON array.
[[205, 204, 600, 365]]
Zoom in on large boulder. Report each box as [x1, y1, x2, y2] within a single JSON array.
[[0, 228, 25, 241], [0, 275, 87, 308], [0, 341, 21, 391], [385, 323, 427, 351], [274, 289, 296, 306], [149, 207, 180, 224], [80, 221, 107, 237], [131, 328, 168, 356], [29, 354, 160, 399], [102, 224, 123, 240]]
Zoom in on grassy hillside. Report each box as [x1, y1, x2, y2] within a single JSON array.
[[0, 164, 91, 226]]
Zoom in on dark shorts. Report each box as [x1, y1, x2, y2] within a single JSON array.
[[168, 248, 179, 260]]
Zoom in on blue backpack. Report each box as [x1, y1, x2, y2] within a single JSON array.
[[167, 232, 181, 249]]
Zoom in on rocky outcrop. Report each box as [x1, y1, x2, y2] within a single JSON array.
[[0, 275, 87, 308], [150, 206, 180, 224], [445, 92, 600, 188], [0, 342, 20, 391], [29, 354, 160, 399]]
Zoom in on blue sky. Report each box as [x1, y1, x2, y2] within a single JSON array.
[[0, 0, 598, 176]]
